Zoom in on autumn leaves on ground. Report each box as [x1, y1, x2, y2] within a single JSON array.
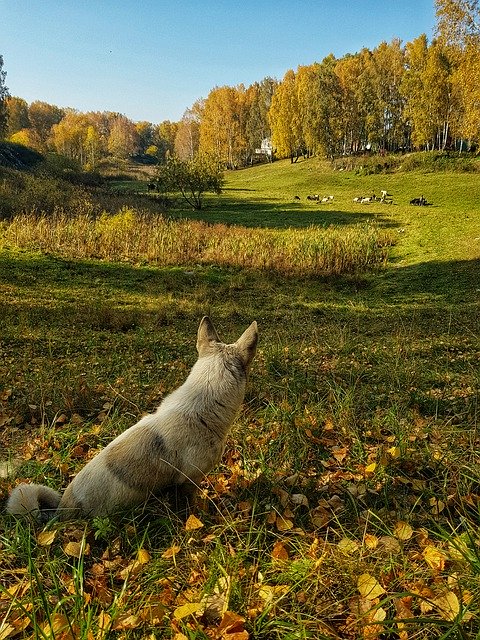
[[1, 156, 480, 640]]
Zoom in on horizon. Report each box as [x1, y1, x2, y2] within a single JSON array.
[[2, 1, 435, 125]]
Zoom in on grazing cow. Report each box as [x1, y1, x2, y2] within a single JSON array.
[[321, 195, 334, 203], [306, 194, 320, 201], [293, 195, 301, 200]]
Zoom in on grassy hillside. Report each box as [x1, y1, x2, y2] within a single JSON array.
[[0, 157, 479, 639]]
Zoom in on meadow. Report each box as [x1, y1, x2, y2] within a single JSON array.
[[0, 155, 480, 639]]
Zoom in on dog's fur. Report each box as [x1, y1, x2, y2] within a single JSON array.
[[6, 317, 258, 521]]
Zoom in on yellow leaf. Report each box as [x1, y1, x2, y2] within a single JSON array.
[[173, 602, 203, 620], [372, 606, 387, 622], [185, 514, 204, 531], [96, 611, 111, 640], [387, 445, 400, 458], [37, 530, 57, 546], [357, 574, 385, 600], [365, 462, 377, 475], [63, 541, 89, 558], [112, 614, 141, 630], [429, 497, 445, 514], [393, 521, 413, 541], [137, 548, 151, 564], [162, 544, 181, 559], [423, 545, 447, 571], [0, 623, 16, 640], [276, 515, 293, 531], [338, 537, 359, 554], [364, 534, 379, 549], [434, 591, 460, 621]]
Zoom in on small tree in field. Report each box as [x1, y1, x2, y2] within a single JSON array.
[[155, 153, 224, 210]]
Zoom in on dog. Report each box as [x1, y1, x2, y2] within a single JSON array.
[[6, 317, 258, 521]]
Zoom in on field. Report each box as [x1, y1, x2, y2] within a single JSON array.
[[1, 156, 480, 639]]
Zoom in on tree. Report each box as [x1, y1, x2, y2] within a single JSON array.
[[175, 103, 202, 160], [199, 85, 248, 168], [155, 153, 224, 210], [435, 0, 480, 47], [268, 69, 303, 161], [453, 40, 480, 143], [369, 40, 406, 151], [335, 54, 367, 153], [0, 55, 9, 139], [6, 96, 29, 137], [244, 77, 277, 161], [51, 110, 90, 164], [28, 101, 64, 150], [402, 36, 455, 149], [135, 121, 154, 154], [107, 114, 139, 158]]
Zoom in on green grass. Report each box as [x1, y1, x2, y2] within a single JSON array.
[[1, 157, 480, 639]]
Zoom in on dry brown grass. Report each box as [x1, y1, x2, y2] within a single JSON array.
[[0, 208, 394, 276]]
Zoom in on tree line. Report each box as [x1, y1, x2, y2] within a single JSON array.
[[1, 0, 479, 169]]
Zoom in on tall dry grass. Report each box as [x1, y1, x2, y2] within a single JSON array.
[[0, 208, 394, 276]]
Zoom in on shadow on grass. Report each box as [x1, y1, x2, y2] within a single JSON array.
[[377, 257, 480, 303], [169, 195, 401, 230], [1, 249, 479, 309]]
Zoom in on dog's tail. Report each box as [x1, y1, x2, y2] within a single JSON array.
[[6, 483, 61, 522]]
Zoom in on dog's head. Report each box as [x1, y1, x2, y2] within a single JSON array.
[[197, 316, 258, 373]]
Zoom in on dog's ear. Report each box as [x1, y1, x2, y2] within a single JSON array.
[[197, 316, 220, 355], [235, 321, 258, 369]]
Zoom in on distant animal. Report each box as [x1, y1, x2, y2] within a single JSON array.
[[361, 195, 375, 203], [321, 195, 334, 203], [380, 190, 393, 203], [6, 317, 258, 522], [306, 194, 320, 201], [293, 195, 301, 200], [410, 195, 431, 206]]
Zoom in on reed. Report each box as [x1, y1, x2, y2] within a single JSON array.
[[1, 208, 394, 276]]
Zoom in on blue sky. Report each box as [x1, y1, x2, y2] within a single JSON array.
[[2, 1, 435, 124]]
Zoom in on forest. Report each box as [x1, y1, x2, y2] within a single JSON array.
[[1, 1, 480, 172]]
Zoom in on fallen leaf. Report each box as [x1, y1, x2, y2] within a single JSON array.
[[276, 515, 293, 532], [271, 541, 289, 561], [423, 545, 447, 571], [434, 591, 460, 621], [357, 574, 385, 600], [217, 611, 249, 639], [0, 623, 16, 640], [162, 545, 181, 559], [63, 541, 90, 558], [378, 536, 401, 554], [96, 611, 112, 640], [393, 521, 413, 541], [185, 514, 204, 531], [137, 548, 151, 564], [338, 538, 359, 554], [173, 602, 203, 620], [37, 530, 57, 546], [111, 614, 141, 630], [365, 462, 377, 475], [364, 534, 379, 549]]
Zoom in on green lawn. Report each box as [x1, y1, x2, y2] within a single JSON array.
[[1, 158, 479, 639]]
